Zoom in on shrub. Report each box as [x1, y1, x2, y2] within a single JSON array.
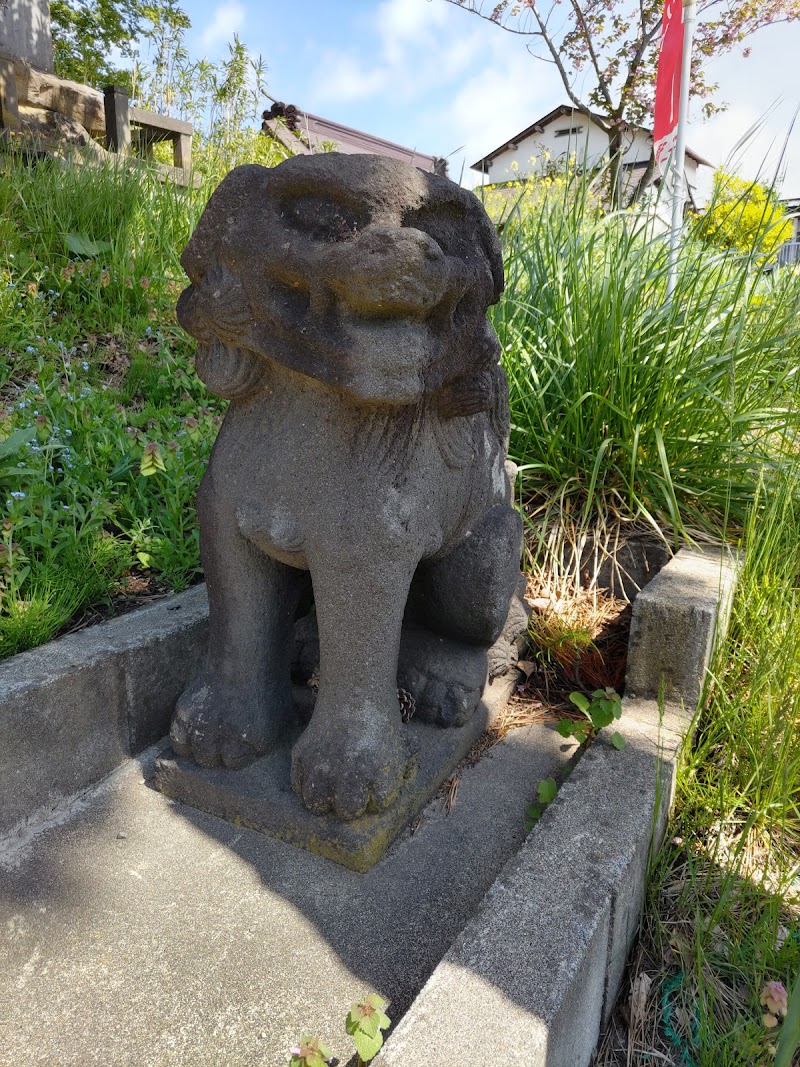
[[693, 170, 793, 263]]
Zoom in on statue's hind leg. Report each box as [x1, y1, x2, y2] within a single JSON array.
[[401, 503, 529, 726]]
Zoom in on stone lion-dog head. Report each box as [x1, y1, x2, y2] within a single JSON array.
[[176, 152, 505, 416]]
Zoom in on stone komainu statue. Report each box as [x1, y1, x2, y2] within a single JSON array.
[[171, 153, 528, 821]]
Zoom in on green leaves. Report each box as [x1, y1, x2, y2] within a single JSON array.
[[345, 994, 390, 1064], [525, 777, 559, 830], [64, 233, 113, 258], [0, 427, 36, 484], [538, 776, 558, 804], [568, 691, 590, 715], [139, 442, 166, 477], [529, 690, 625, 832], [289, 1036, 331, 1067], [288, 994, 390, 1067], [558, 688, 625, 749]]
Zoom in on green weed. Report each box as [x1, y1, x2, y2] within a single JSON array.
[[496, 178, 800, 555]]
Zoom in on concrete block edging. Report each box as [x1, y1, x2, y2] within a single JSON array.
[[0, 584, 209, 837], [375, 544, 740, 1067]]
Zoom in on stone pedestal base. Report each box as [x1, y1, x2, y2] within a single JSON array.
[[154, 672, 517, 872]]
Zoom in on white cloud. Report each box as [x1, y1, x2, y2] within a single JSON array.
[[381, 0, 449, 40], [310, 0, 483, 106], [687, 23, 800, 200], [307, 0, 557, 180], [319, 55, 389, 103], [201, 1, 246, 50]]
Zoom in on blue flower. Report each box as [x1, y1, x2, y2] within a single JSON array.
[[81, 361, 89, 371], [25, 345, 35, 353], [10, 491, 25, 500]]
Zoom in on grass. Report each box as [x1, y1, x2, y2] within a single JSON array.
[[493, 178, 800, 566], [0, 152, 223, 657], [0, 112, 293, 659]]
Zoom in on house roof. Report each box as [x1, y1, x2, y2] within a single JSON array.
[[263, 110, 446, 175], [471, 103, 712, 171]]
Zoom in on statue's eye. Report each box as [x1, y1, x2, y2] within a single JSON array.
[[402, 204, 472, 260], [279, 195, 367, 242]]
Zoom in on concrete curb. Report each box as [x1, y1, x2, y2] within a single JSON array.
[[0, 585, 208, 836], [375, 544, 739, 1067]]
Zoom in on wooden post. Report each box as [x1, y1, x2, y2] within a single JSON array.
[[103, 85, 130, 153], [0, 55, 20, 131], [173, 131, 191, 172]]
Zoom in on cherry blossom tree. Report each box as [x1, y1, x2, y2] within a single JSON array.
[[446, 0, 800, 202]]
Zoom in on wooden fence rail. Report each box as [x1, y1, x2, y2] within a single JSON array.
[[0, 53, 196, 187]]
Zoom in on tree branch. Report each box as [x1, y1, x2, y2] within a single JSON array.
[[525, 0, 608, 128], [567, 0, 614, 112], [442, 0, 540, 36], [618, 16, 663, 110]]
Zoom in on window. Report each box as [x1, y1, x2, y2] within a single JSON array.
[[554, 126, 584, 138]]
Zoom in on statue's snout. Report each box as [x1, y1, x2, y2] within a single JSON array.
[[320, 224, 450, 320]]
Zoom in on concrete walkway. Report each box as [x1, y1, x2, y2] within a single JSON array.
[[1, 723, 573, 1067]]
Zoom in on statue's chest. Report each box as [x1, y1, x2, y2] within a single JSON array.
[[211, 393, 463, 562]]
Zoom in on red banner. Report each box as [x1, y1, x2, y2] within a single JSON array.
[[653, 0, 685, 175]]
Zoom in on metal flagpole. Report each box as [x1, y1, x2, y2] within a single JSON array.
[[666, 0, 697, 301]]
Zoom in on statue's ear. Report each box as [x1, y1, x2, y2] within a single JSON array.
[[181, 165, 272, 284], [476, 209, 504, 305]]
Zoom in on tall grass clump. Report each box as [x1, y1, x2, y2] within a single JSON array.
[[0, 151, 201, 350], [495, 177, 800, 554]]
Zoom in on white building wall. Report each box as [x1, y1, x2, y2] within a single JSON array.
[[480, 115, 698, 199]]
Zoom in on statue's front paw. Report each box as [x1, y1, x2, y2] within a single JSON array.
[[290, 708, 415, 820], [171, 673, 277, 770]]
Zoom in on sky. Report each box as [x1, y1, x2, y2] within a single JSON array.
[[177, 0, 800, 201]]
